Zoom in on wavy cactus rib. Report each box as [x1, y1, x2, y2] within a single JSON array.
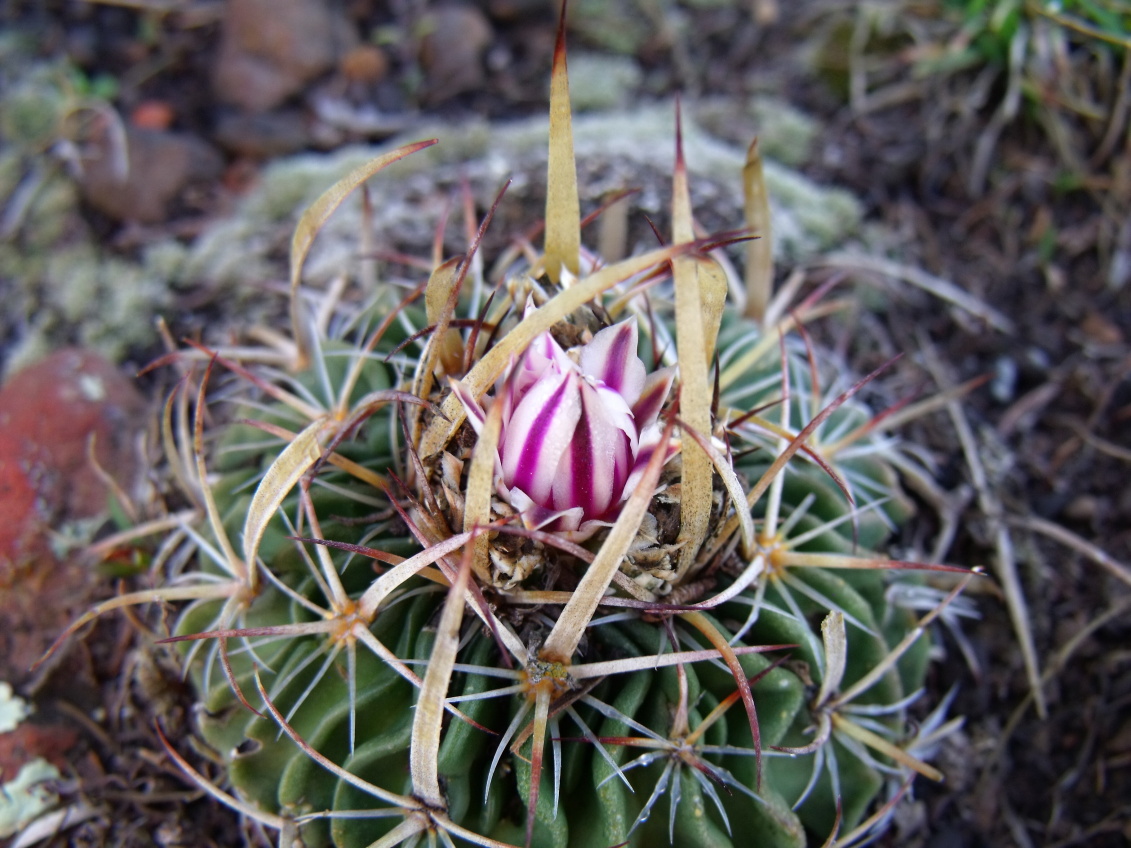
[[51, 14, 976, 848]]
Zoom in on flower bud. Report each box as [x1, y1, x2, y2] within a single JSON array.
[[458, 320, 674, 537]]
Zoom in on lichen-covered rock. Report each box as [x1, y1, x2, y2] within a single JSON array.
[[184, 104, 862, 291]]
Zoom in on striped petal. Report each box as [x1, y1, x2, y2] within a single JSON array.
[[500, 368, 581, 508], [620, 421, 680, 504], [551, 381, 634, 519], [632, 366, 676, 431], [579, 319, 646, 404], [507, 487, 584, 533]]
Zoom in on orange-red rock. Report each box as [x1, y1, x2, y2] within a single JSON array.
[[0, 349, 147, 685]]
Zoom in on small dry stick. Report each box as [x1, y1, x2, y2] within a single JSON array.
[[1011, 515, 1131, 590], [919, 336, 1047, 718]]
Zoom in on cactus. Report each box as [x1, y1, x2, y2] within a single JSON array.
[[49, 11, 974, 848]]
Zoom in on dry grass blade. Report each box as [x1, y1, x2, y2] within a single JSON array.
[[242, 417, 330, 585], [815, 253, 1014, 334], [155, 723, 288, 831], [541, 419, 675, 662], [411, 543, 476, 808], [979, 596, 1131, 789], [1013, 514, 1131, 589], [968, 23, 1026, 194], [543, 0, 579, 284], [919, 337, 1046, 718], [672, 113, 717, 582], [743, 138, 773, 324], [1033, 3, 1131, 49], [289, 138, 438, 368]]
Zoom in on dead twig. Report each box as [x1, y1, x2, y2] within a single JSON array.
[[919, 335, 1047, 718], [1011, 515, 1131, 590], [813, 253, 1015, 334]]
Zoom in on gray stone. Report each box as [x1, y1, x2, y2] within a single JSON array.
[[213, 0, 354, 113]]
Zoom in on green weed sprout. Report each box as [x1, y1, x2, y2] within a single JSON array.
[[45, 10, 975, 848]]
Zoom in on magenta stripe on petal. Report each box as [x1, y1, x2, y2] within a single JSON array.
[[632, 367, 675, 430], [555, 385, 633, 519], [567, 400, 597, 514], [580, 321, 645, 404], [509, 373, 576, 505], [600, 323, 632, 393]]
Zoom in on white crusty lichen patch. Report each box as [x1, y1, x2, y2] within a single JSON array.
[[0, 683, 31, 733], [0, 683, 61, 840]]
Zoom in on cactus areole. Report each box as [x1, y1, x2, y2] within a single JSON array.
[[49, 9, 974, 848]]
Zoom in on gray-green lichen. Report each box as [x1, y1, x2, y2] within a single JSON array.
[[0, 52, 170, 377], [567, 53, 643, 111], [0, 232, 172, 376], [0, 760, 61, 839]]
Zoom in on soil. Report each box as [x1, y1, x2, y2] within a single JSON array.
[[1, 2, 1128, 847]]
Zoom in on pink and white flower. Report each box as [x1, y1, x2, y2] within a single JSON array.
[[456, 319, 675, 538]]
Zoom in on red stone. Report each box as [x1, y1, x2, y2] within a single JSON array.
[[0, 349, 147, 685], [0, 722, 80, 777]]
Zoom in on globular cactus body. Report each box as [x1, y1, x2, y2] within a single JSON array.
[[64, 14, 968, 848], [175, 293, 938, 848]]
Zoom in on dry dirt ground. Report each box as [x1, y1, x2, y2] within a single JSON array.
[[1, 2, 1129, 847]]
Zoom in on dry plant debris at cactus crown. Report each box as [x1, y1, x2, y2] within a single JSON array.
[[45, 11, 981, 848]]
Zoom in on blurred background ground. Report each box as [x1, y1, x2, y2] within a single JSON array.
[[0, 1, 1129, 846]]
